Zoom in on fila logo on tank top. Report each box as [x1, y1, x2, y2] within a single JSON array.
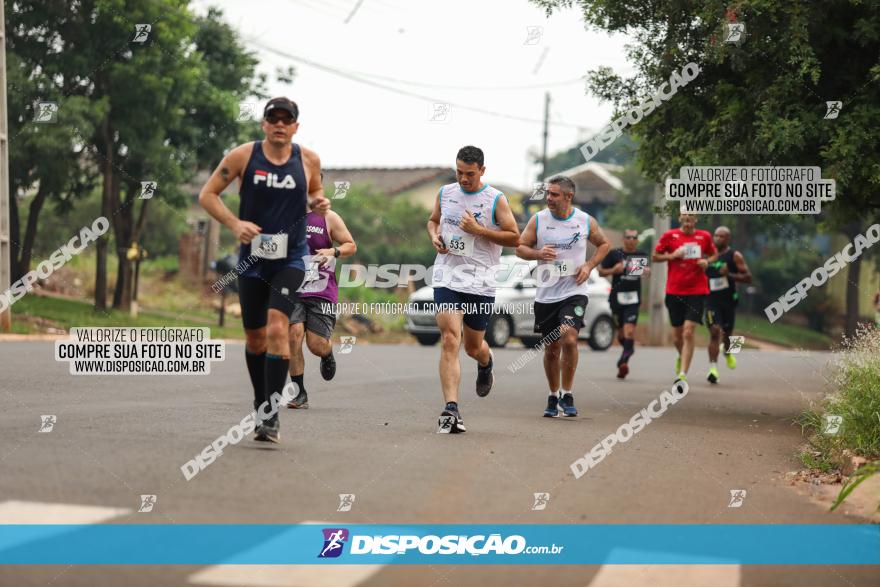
[[237, 141, 309, 275], [535, 207, 591, 303], [432, 183, 505, 296]]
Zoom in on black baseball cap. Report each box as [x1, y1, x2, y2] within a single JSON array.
[[263, 97, 299, 121]]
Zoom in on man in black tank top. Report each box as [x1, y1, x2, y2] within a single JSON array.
[[705, 226, 751, 384], [599, 228, 649, 379], [199, 97, 330, 443]]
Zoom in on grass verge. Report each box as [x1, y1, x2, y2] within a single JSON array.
[[797, 325, 880, 510]]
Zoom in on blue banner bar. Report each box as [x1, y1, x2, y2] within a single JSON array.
[[1, 524, 877, 565]]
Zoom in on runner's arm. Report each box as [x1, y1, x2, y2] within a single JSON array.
[[515, 216, 540, 260], [303, 149, 330, 215], [198, 144, 259, 244], [323, 211, 357, 258], [584, 217, 611, 272], [516, 216, 557, 261], [652, 232, 679, 262], [730, 251, 752, 283], [427, 191, 448, 253], [474, 195, 520, 247], [597, 251, 623, 276]]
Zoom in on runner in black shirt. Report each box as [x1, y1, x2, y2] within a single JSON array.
[[599, 228, 649, 379], [705, 226, 751, 384]]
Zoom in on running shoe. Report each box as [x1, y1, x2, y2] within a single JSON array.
[[287, 389, 309, 409], [559, 393, 578, 417], [725, 350, 737, 370], [707, 366, 719, 384], [320, 351, 336, 381], [543, 395, 560, 418], [675, 355, 681, 375], [673, 374, 688, 395], [437, 406, 466, 433], [617, 362, 629, 379], [255, 416, 280, 443], [476, 351, 494, 397]]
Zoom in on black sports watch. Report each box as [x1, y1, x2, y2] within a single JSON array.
[[333, 247, 340, 258]]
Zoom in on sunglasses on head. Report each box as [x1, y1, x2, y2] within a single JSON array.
[[265, 114, 295, 125]]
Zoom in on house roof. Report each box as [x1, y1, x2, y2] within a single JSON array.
[[541, 161, 624, 204], [188, 165, 526, 200], [322, 166, 456, 195]]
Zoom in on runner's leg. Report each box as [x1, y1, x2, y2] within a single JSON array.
[[239, 276, 270, 412], [708, 322, 722, 363], [672, 325, 684, 356], [305, 330, 332, 357], [559, 325, 579, 391], [287, 322, 308, 407], [680, 319, 697, 374], [462, 325, 491, 367], [437, 311, 464, 404], [543, 338, 561, 393], [289, 322, 306, 384]]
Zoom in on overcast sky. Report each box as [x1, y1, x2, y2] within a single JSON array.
[[193, 0, 634, 188]]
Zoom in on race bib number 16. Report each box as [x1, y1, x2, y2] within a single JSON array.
[[554, 259, 578, 276]]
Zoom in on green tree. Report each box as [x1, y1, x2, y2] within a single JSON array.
[[533, 0, 880, 335], [541, 133, 636, 178], [329, 186, 437, 268], [5, 5, 103, 283], [5, 1, 264, 311]]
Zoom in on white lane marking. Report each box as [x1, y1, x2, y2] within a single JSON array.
[[0, 500, 131, 524], [188, 564, 384, 587]]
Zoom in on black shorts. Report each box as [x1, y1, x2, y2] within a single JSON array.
[[665, 294, 705, 327], [612, 303, 640, 327], [238, 267, 305, 330], [433, 287, 495, 331], [534, 295, 588, 337], [706, 301, 737, 333], [289, 296, 336, 339]]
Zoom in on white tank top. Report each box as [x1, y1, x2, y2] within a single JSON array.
[[534, 207, 591, 303], [432, 183, 506, 297]]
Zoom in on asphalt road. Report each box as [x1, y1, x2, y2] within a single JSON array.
[[0, 340, 877, 586]]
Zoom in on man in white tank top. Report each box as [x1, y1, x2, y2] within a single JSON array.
[[516, 175, 610, 418], [427, 146, 520, 433]]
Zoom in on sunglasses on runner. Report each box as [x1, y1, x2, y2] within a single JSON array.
[[624, 235, 638, 239], [265, 114, 295, 125]]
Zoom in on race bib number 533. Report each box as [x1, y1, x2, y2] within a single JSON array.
[[446, 233, 475, 257]]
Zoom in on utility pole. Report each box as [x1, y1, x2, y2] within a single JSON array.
[[648, 183, 670, 346], [541, 92, 550, 178], [0, 0, 12, 331]]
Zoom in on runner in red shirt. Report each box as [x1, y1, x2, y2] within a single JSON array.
[[652, 213, 717, 393]]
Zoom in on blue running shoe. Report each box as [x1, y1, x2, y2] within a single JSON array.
[[543, 395, 560, 418], [559, 393, 578, 417]]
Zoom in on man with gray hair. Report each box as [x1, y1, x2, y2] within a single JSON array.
[[517, 175, 610, 418]]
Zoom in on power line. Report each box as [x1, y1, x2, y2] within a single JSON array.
[[343, 0, 365, 23], [352, 70, 584, 91], [286, 0, 346, 21], [245, 38, 594, 130]]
